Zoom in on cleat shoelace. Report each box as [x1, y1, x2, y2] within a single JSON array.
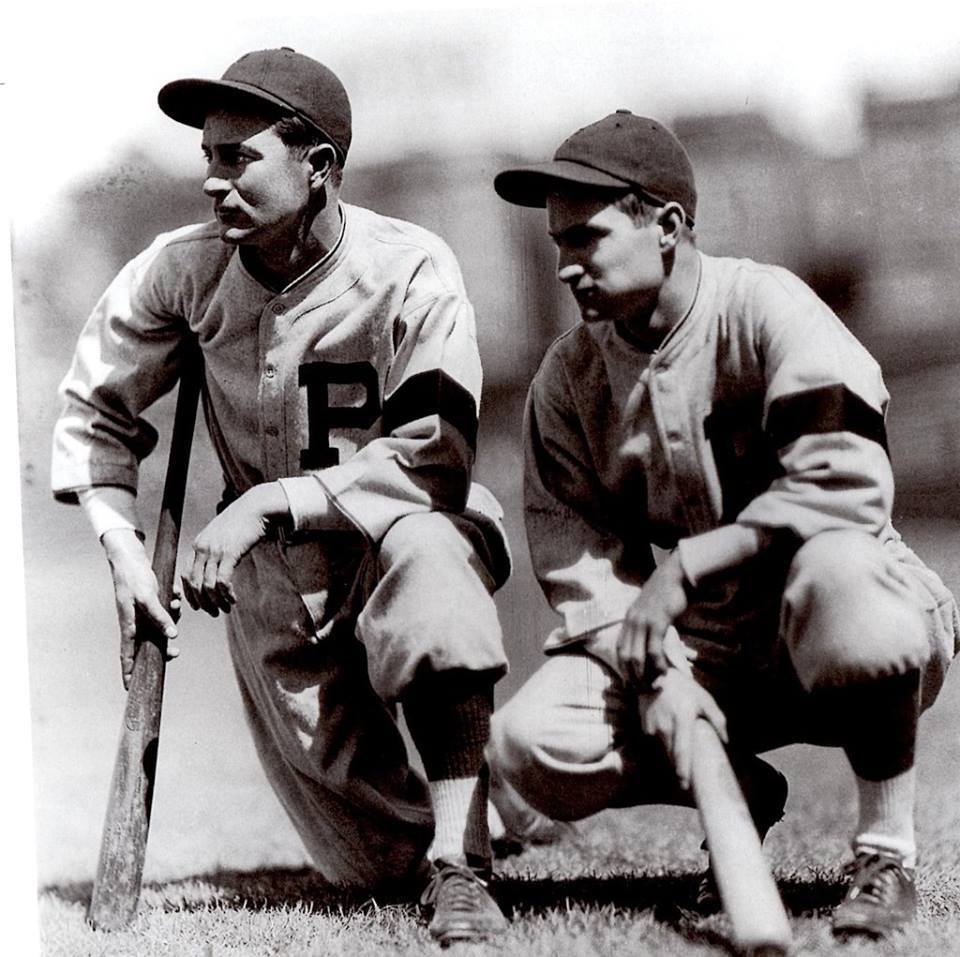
[[421, 862, 489, 911], [842, 853, 910, 905], [696, 870, 721, 914]]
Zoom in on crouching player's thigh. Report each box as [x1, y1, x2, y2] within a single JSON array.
[[781, 528, 958, 707]]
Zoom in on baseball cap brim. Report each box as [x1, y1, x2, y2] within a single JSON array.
[[493, 160, 632, 208], [158, 78, 300, 129]]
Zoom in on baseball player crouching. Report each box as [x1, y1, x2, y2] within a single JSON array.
[[52, 48, 512, 943], [487, 111, 959, 937]]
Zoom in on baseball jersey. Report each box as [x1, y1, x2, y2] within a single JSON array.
[[52, 202, 508, 636], [525, 251, 904, 657]]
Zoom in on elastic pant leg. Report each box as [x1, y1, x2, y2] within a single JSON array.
[[225, 598, 433, 888], [357, 511, 508, 701]]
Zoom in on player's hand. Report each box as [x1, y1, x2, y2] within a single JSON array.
[[182, 482, 289, 617], [617, 550, 692, 688], [639, 668, 727, 791], [102, 528, 179, 690]]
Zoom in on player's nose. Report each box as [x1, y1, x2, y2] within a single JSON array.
[[202, 164, 232, 198], [557, 261, 584, 285]]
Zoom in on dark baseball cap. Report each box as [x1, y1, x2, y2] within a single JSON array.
[[494, 110, 696, 225], [158, 48, 352, 162]]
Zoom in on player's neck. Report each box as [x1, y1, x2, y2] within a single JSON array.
[[657, 244, 701, 331], [619, 245, 701, 347], [245, 204, 343, 291]]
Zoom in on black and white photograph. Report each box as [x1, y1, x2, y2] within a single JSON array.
[[5, 2, 960, 954]]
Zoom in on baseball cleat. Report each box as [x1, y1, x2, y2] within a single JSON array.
[[420, 859, 508, 945], [832, 851, 916, 938], [696, 764, 789, 915], [695, 867, 722, 916]]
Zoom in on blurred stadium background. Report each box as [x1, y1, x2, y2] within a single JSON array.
[[8, 0, 960, 919]]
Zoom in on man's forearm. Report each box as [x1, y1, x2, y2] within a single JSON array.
[[78, 486, 143, 541], [676, 524, 769, 587], [277, 475, 356, 533]]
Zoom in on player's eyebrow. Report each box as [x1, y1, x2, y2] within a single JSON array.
[[201, 140, 259, 155], [548, 222, 601, 245]]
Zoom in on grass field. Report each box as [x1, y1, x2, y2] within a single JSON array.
[[23, 496, 960, 955], [34, 728, 960, 957]]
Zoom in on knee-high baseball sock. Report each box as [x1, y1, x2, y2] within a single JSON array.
[[854, 768, 917, 867], [836, 671, 920, 867], [402, 670, 495, 868]]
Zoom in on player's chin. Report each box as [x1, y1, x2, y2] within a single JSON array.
[[577, 304, 609, 323], [218, 225, 256, 244]]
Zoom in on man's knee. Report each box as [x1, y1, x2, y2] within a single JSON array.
[[783, 530, 929, 690], [380, 511, 464, 565], [488, 694, 573, 819], [380, 511, 500, 593], [489, 686, 623, 822]]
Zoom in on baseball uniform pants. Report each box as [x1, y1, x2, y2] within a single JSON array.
[[226, 510, 508, 886], [488, 529, 957, 822]]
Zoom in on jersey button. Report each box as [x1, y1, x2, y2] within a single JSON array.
[[264, 425, 279, 437], [264, 365, 276, 378], [272, 303, 285, 314]]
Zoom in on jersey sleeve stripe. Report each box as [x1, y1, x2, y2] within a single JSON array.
[[382, 370, 478, 449], [765, 384, 889, 455]]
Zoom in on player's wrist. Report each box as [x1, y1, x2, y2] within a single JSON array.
[[640, 662, 688, 694], [671, 546, 698, 595], [243, 482, 290, 522], [101, 526, 146, 557]]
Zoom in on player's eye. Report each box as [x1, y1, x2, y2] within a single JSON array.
[[561, 227, 596, 249]]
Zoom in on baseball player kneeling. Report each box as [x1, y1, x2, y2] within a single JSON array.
[[52, 48, 511, 944], [487, 111, 959, 938]]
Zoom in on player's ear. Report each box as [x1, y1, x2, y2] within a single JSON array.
[[306, 144, 338, 190], [656, 202, 685, 252]]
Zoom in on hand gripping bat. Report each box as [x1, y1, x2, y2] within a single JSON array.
[[691, 720, 793, 956], [87, 354, 203, 930]]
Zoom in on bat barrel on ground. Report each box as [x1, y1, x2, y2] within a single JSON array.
[[690, 719, 793, 957], [86, 355, 203, 931]]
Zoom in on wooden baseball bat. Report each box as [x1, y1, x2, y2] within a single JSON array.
[[690, 719, 793, 957], [87, 355, 203, 931]]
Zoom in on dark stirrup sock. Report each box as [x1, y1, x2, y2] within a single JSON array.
[[834, 670, 920, 781], [402, 670, 496, 866], [402, 670, 494, 780]]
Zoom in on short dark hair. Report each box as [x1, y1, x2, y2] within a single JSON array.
[[613, 190, 695, 240], [612, 191, 658, 224], [272, 114, 344, 187]]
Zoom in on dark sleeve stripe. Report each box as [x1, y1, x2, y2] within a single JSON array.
[[766, 384, 888, 454], [381, 370, 478, 449]]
